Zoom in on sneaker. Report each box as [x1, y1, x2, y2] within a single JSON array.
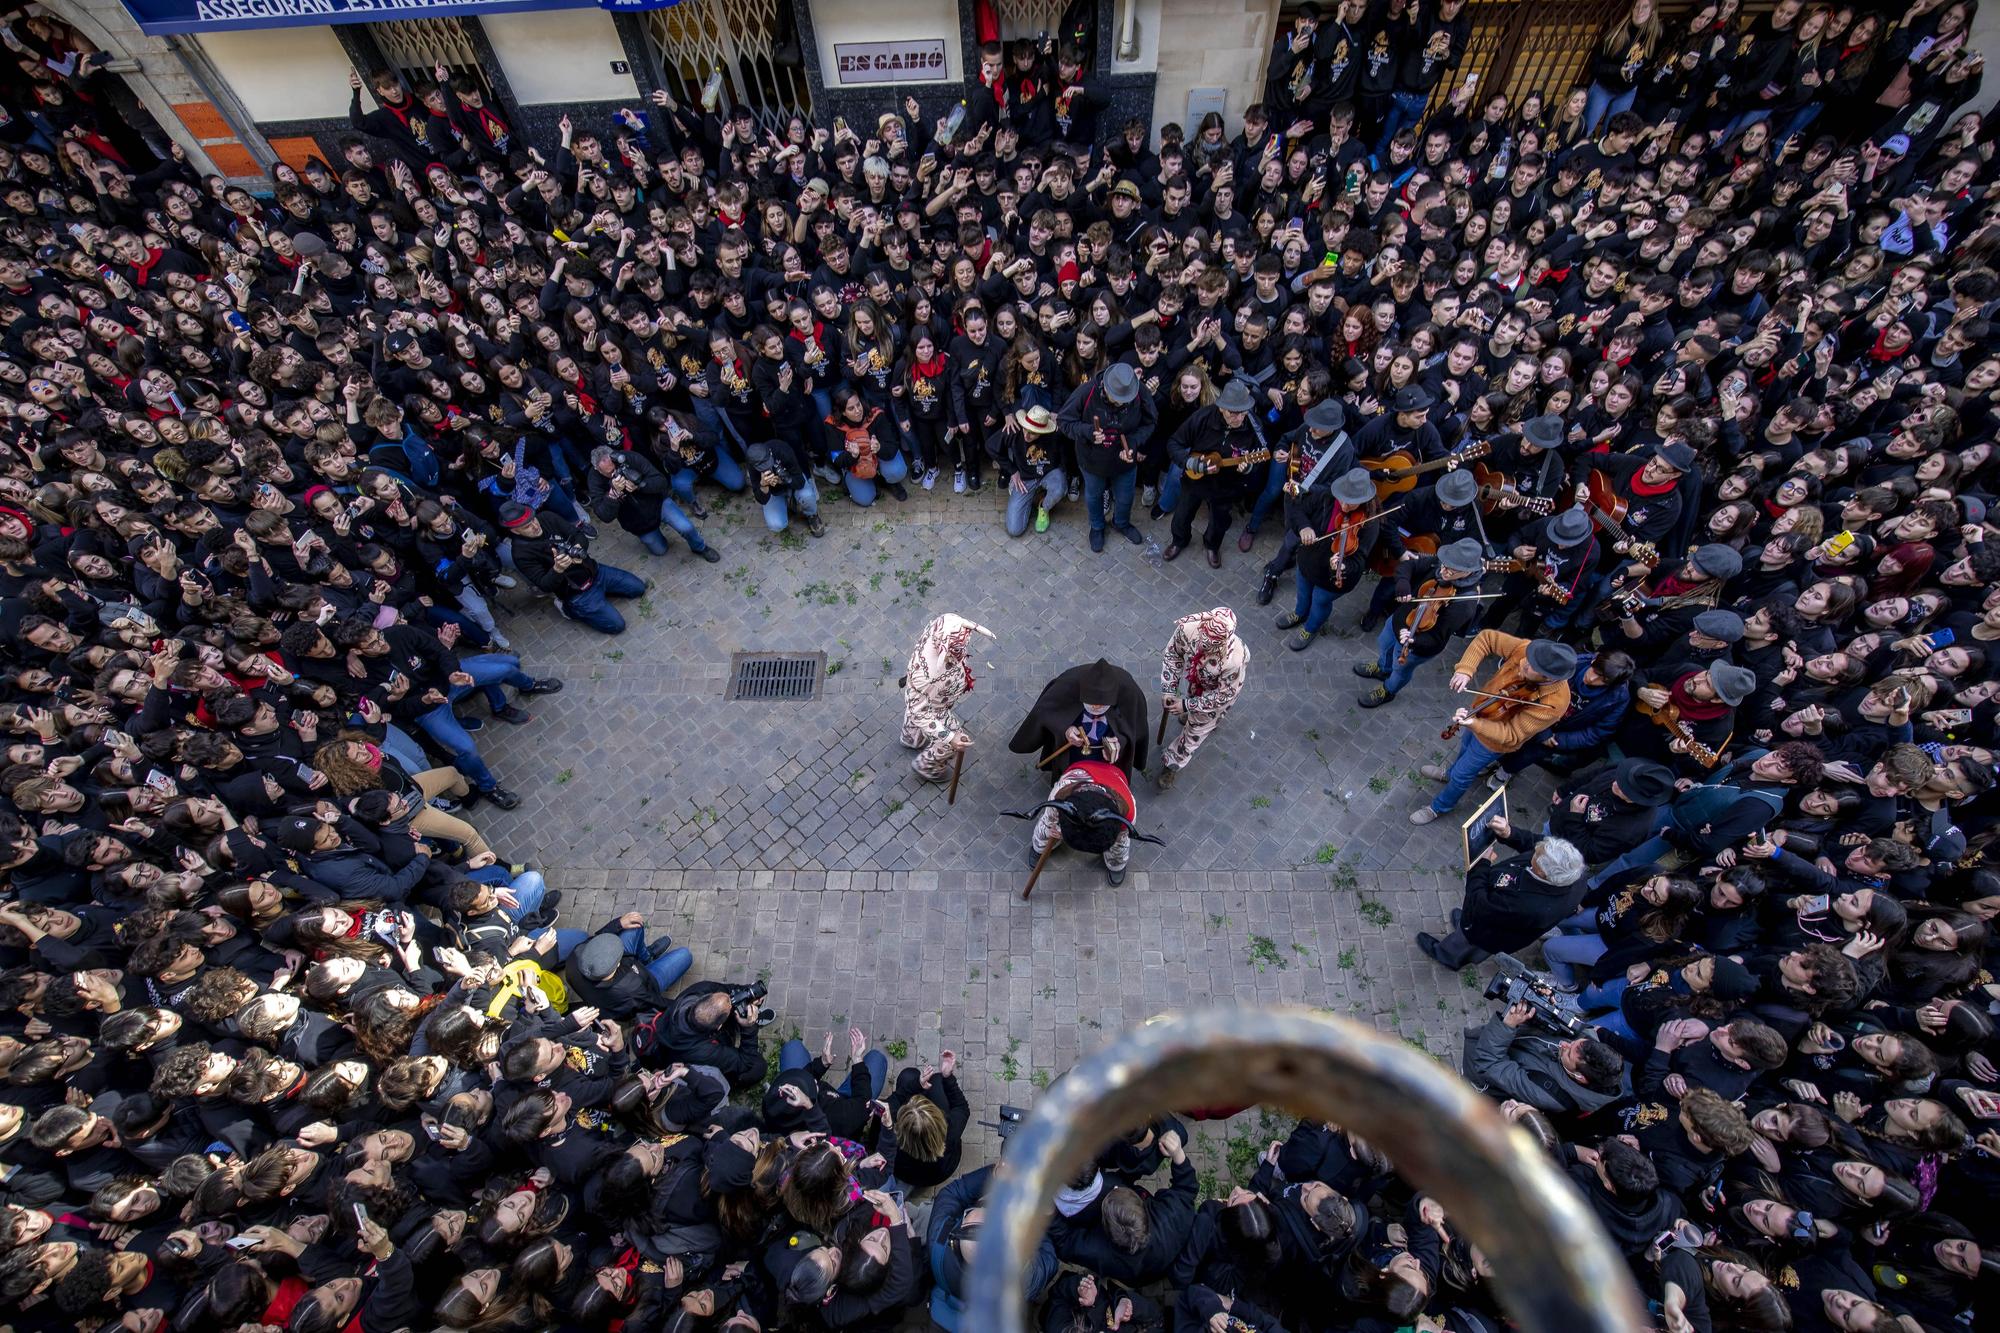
[[965, 476, 983, 493], [1353, 662, 1389, 680], [1419, 763, 1450, 783], [1106, 865, 1126, 886], [492, 704, 533, 725], [1034, 507, 1050, 533], [1066, 477, 1082, 502], [696, 546, 722, 562], [1356, 685, 1393, 708], [493, 573, 518, 590], [577, 521, 600, 541], [888, 482, 909, 502], [922, 467, 939, 490], [953, 470, 966, 494], [521, 678, 564, 695], [484, 786, 522, 811], [806, 514, 827, 538], [687, 499, 709, 519], [1286, 628, 1315, 651], [429, 795, 463, 814], [1255, 570, 1280, 605], [1408, 806, 1441, 824], [1140, 484, 1157, 508], [813, 464, 841, 486], [459, 715, 484, 732], [1275, 611, 1303, 629], [1487, 770, 1508, 792]]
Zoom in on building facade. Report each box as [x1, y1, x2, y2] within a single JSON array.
[[35, 0, 2000, 186]]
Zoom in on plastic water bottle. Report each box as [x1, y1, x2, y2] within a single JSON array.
[[1143, 539, 1165, 568], [700, 67, 724, 113], [1488, 134, 1514, 182], [938, 100, 967, 147]]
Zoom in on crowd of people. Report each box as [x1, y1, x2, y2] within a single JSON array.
[[2, 0, 2000, 1327]]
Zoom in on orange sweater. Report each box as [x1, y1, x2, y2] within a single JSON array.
[[1449, 629, 1572, 753]]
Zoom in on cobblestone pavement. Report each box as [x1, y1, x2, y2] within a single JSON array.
[[466, 486, 1561, 1172]]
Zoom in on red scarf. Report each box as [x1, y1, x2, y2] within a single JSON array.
[[913, 351, 947, 378], [1869, 326, 1910, 362], [1669, 671, 1729, 721], [1630, 471, 1677, 498]]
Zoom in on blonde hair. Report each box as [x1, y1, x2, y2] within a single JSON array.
[[895, 1095, 949, 1161]]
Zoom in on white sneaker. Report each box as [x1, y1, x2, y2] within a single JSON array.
[[493, 574, 518, 589], [1140, 484, 1157, 508], [922, 467, 939, 490], [1487, 770, 1507, 791], [953, 470, 966, 494]]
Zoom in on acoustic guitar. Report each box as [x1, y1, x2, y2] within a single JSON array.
[[1183, 447, 1274, 479], [1360, 440, 1491, 501]]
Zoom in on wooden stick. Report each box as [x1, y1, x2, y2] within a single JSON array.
[[1037, 739, 1099, 769], [1156, 706, 1169, 747], [1022, 839, 1058, 900], [947, 744, 965, 805]]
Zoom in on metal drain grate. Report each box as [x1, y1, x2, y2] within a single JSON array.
[[726, 652, 827, 702]]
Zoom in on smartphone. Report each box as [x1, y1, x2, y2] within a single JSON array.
[[1956, 1086, 2000, 1120], [1827, 530, 1856, 554], [353, 1203, 370, 1229], [1800, 894, 1829, 914], [225, 1235, 260, 1250], [1929, 627, 1957, 648]]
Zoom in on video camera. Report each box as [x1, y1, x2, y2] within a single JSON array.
[[1482, 953, 1587, 1039], [727, 980, 773, 1025]]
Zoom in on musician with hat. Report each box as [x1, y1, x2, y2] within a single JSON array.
[[1355, 537, 1488, 708], [1410, 634, 1575, 823], [1616, 660, 1757, 774], [1156, 607, 1250, 790], [1578, 438, 1695, 559], [1478, 413, 1572, 525], [1277, 467, 1386, 652], [1604, 544, 1744, 652], [1057, 361, 1157, 553], [1353, 382, 1443, 463], [1485, 505, 1599, 636], [1256, 397, 1354, 605], [1003, 405, 1067, 537], [1359, 465, 1485, 633], [1164, 378, 1267, 567], [1538, 757, 1680, 867]]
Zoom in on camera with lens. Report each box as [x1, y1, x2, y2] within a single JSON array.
[[1482, 953, 1586, 1038], [727, 980, 772, 1025]]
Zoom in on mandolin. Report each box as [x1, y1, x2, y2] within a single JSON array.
[[1183, 447, 1274, 478], [1635, 696, 1726, 769], [1361, 440, 1491, 500]]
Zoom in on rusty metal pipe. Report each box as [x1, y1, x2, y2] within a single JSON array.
[[965, 1007, 1646, 1333]]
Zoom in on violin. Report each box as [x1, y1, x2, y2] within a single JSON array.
[[1441, 680, 1546, 741]]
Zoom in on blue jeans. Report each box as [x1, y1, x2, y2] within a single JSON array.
[[612, 924, 694, 991], [1082, 468, 1138, 534], [638, 498, 713, 556], [1430, 731, 1501, 815], [1293, 575, 1341, 634], [1154, 465, 1183, 516], [1006, 470, 1065, 535], [1374, 89, 1430, 155], [844, 451, 910, 506], [1713, 107, 1772, 140], [1584, 83, 1637, 136], [455, 652, 535, 714], [1544, 906, 1609, 987], [381, 724, 428, 776], [1373, 618, 1427, 697], [1584, 821, 1675, 891], [762, 478, 822, 532], [562, 564, 646, 634], [499, 870, 548, 921], [1578, 976, 1642, 1055], [671, 452, 748, 503], [415, 701, 497, 791], [778, 1041, 891, 1097], [1771, 102, 1823, 149], [1245, 460, 1288, 533]]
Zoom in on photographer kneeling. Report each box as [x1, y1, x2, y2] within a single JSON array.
[[637, 979, 772, 1090], [1464, 996, 1627, 1122]]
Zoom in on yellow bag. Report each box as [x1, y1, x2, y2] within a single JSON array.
[[486, 958, 568, 1017]]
